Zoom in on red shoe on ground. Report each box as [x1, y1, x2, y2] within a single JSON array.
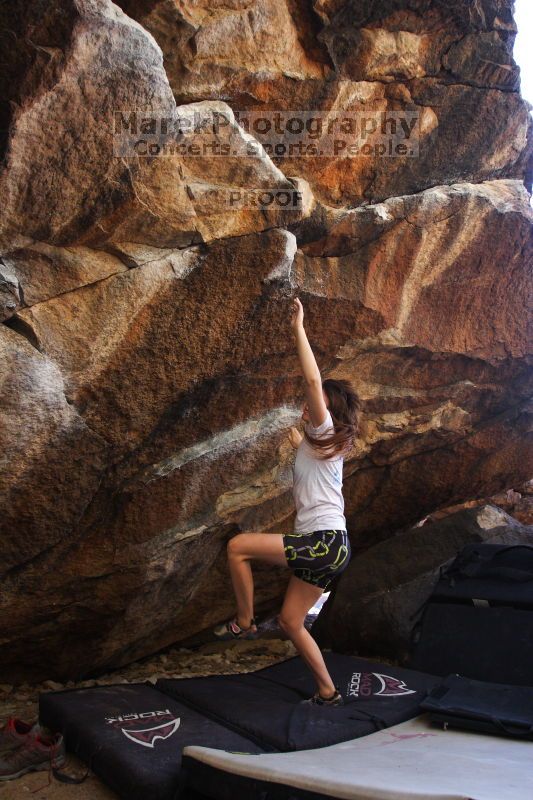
[[0, 718, 41, 755], [0, 731, 65, 781]]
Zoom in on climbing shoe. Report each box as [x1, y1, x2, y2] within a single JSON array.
[[301, 688, 344, 706], [213, 617, 258, 640]]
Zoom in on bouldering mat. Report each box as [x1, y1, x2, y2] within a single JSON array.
[[157, 653, 441, 752], [38, 654, 442, 799], [39, 682, 263, 800], [408, 603, 533, 685], [420, 673, 533, 739], [181, 713, 533, 800]]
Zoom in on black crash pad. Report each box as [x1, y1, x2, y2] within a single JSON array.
[[157, 653, 441, 752], [39, 655, 442, 799], [421, 673, 533, 739], [39, 682, 263, 800], [408, 603, 533, 685]]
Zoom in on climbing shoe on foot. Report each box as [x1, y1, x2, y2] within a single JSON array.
[[301, 688, 344, 706], [0, 731, 66, 780], [213, 617, 258, 640]]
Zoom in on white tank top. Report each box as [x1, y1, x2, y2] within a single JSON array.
[[292, 409, 347, 534]]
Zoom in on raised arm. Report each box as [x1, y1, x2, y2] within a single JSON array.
[[290, 297, 328, 429]]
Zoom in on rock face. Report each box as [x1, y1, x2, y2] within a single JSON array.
[[0, 0, 531, 681]]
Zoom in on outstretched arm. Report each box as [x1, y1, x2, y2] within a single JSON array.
[[290, 298, 328, 428]]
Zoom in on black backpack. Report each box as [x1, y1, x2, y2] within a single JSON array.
[[434, 543, 533, 606]]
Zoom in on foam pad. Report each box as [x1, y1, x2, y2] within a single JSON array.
[[182, 714, 533, 800], [39, 682, 263, 800], [408, 603, 533, 685], [157, 653, 440, 751], [421, 673, 533, 739]]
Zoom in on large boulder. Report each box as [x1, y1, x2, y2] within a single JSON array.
[[115, 0, 533, 205], [0, 0, 302, 251], [0, 0, 531, 680]]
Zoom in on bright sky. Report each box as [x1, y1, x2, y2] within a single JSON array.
[[514, 0, 533, 110]]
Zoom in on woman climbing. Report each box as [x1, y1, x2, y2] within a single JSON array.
[[214, 297, 362, 705]]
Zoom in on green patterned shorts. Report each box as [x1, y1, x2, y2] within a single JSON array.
[[282, 529, 351, 591]]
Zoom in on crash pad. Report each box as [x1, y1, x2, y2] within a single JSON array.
[[181, 713, 533, 800], [157, 653, 440, 751], [39, 682, 263, 800]]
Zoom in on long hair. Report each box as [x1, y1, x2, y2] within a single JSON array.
[[303, 378, 362, 460]]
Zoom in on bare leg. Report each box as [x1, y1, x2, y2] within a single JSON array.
[[227, 533, 288, 629], [278, 576, 335, 698]]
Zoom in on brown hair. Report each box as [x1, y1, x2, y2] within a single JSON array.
[[303, 378, 362, 460]]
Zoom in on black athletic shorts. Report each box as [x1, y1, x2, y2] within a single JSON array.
[[282, 529, 351, 591]]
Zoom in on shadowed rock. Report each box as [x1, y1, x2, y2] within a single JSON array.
[[313, 504, 533, 662]]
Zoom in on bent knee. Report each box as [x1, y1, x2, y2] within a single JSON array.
[[277, 614, 304, 635], [227, 533, 248, 557]]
